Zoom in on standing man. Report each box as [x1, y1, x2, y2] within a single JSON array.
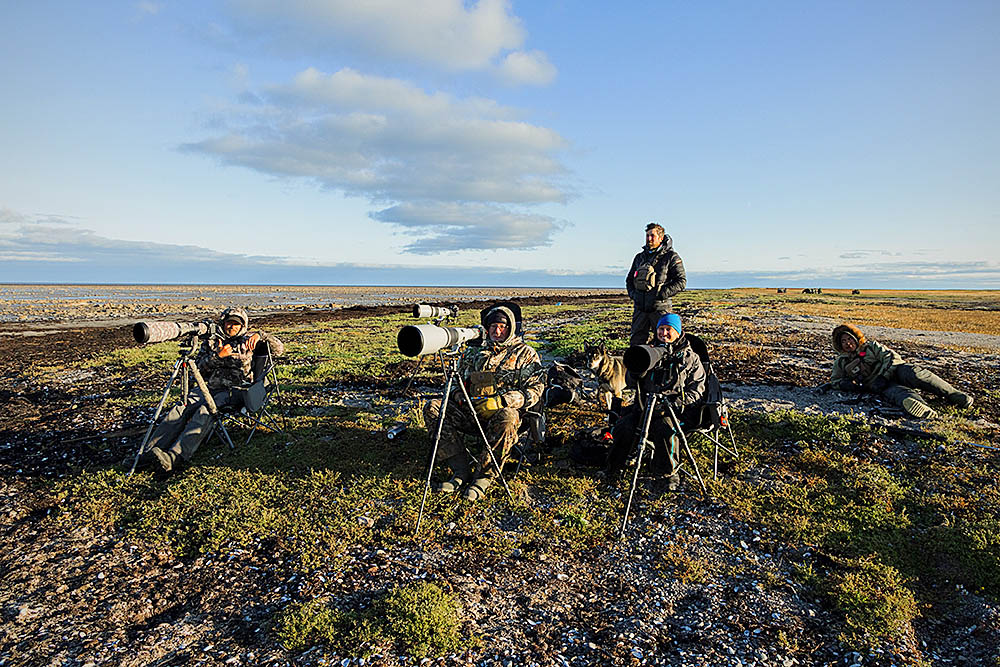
[[626, 222, 686, 346]]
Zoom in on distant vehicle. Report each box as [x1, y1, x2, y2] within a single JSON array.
[[852, 289, 861, 295]]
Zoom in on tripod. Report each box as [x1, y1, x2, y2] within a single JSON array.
[[619, 392, 707, 540], [414, 348, 514, 534], [128, 335, 234, 476]]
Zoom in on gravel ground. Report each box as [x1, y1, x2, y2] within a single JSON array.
[[2, 295, 998, 666]]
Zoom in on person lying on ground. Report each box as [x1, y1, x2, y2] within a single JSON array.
[[140, 307, 285, 473], [606, 313, 706, 492], [829, 322, 972, 419], [423, 304, 545, 501]]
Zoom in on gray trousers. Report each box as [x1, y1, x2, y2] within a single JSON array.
[[629, 308, 670, 346], [881, 364, 960, 408], [147, 385, 231, 461]]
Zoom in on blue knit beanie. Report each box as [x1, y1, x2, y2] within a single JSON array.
[[656, 313, 682, 336]]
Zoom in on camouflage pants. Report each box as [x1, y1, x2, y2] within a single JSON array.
[[881, 364, 961, 409], [629, 308, 670, 346], [423, 398, 521, 476], [609, 406, 684, 476], [147, 385, 231, 461]]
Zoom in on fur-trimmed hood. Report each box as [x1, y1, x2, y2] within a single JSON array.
[[485, 305, 518, 347], [219, 307, 249, 336], [832, 323, 866, 353]]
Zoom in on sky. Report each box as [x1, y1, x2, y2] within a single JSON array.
[[2, 1, 999, 288]]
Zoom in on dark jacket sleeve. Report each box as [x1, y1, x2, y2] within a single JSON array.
[[679, 347, 706, 407], [625, 252, 640, 302], [657, 251, 687, 300]]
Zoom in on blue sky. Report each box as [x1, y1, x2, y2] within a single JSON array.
[[2, 1, 998, 288]]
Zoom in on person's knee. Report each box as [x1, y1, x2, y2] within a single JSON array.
[[487, 407, 520, 435]]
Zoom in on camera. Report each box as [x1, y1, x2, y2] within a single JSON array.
[[133, 320, 219, 345], [412, 304, 459, 320], [397, 324, 483, 357], [623, 344, 675, 376]]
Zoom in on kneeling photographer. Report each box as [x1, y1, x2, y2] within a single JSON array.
[[138, 307, 284, 473], [607, 313, 706, 491], [422, 303, 545, 501]]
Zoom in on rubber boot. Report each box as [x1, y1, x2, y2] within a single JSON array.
[[948, 392, 973, 409], [666, 473, 680, 492], [150, 447, 176, 473], [462, 476, 492, 501], [434, 452, 471, 493], [902, 397, 937, 419]]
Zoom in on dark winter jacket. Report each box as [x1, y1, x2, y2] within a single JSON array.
[[637, 334, 707, 409], [626, 236, 686, 313]]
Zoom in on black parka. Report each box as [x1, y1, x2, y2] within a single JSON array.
[[626, 235, 687, 313]]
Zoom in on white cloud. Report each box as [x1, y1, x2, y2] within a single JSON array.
[[371, 202, 566, 253], [227, 0, 552, 79], [136, 1, 162, 15], [497, 50, 557, 86], [184, 68, 573, 252]]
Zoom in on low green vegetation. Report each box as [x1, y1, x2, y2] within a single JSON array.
[[273, 582, 469, 656], [44, 294, 1000, 660]]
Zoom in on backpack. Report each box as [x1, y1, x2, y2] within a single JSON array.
[[569, 427, 614, 467], [545, 362, 584, 407], [633, 261, 657, 292]]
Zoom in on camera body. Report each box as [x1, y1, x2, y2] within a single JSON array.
[[133, 320, 220, 345]]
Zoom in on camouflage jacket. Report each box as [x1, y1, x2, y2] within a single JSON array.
[[626, 236, 687, 313], [197, 331, 285, 391], [458, 335, 545, 410], [830, 340, 901, 388], [639, 335, 707, 408]]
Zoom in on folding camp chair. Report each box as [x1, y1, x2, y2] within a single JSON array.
[[215, 343, 287, 449], [683, 333, 739, 478]]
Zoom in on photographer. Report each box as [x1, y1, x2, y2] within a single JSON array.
[[422, 304, 545, 501], [141, 307, 284, 473], [607, 313, 705, 491], [829, 323, 972, 419]]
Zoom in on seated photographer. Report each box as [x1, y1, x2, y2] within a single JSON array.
[[830, 323, 972, 419], [606, 313, 706, 491], [423, 304, 545, 501], [142, 307, 284, 473]]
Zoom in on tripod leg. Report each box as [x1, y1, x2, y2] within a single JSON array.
[[415, 375, 454, 534], [665, 404, 708, 496], [187, 362, 235, 450], [129, 358, 184, 476], [619, 395, 656, 540], [401, 355, 425, 396], [456, 377, 513, 502]]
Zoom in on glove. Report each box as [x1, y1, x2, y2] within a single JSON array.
[[472, 395, 503, 419], [838, 378, 860, 392], [868, 376, 889, 392]]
